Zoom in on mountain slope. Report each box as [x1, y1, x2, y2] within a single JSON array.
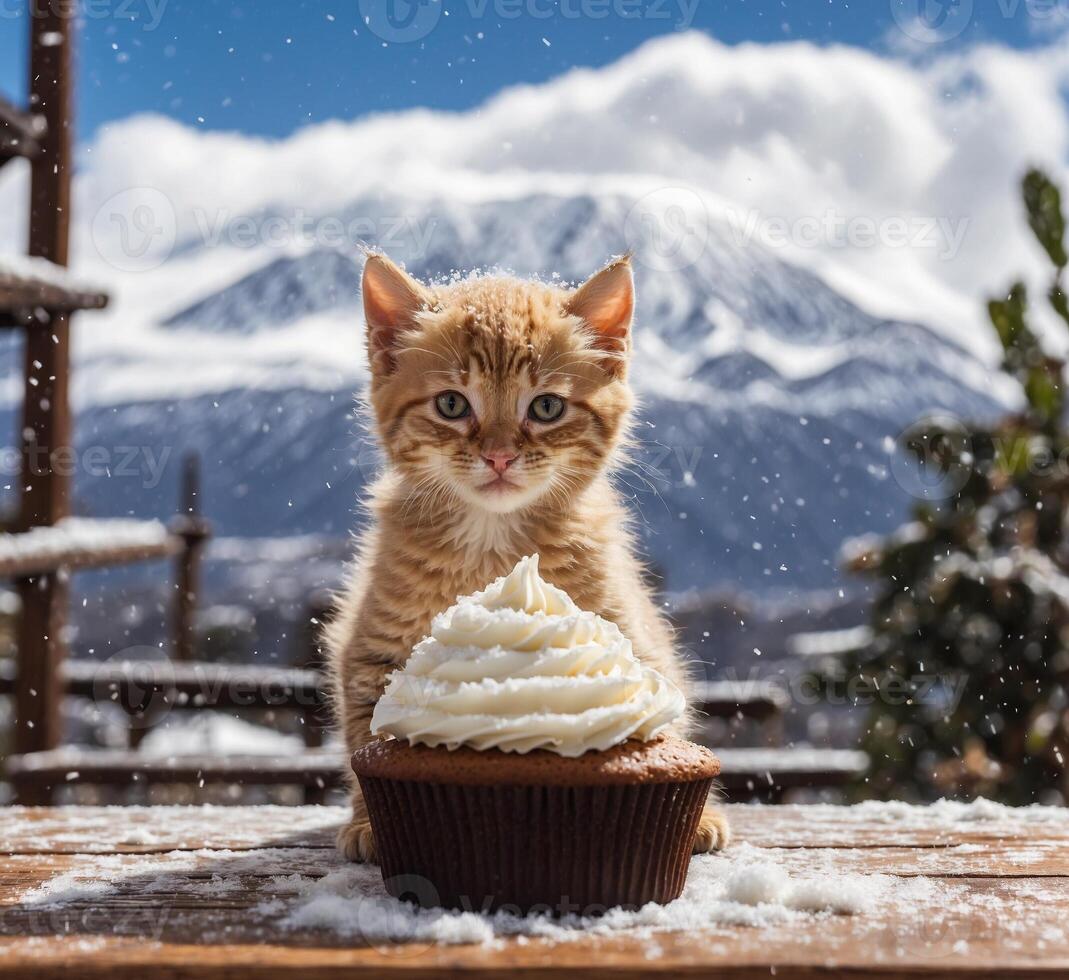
[[0, 190, 1001, 597]]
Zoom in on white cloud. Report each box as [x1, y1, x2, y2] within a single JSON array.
[[2, 29, 1069, 397]]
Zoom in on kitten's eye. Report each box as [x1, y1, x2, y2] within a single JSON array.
[[528, 393, 565, 423], [435, 391, 470, 420]]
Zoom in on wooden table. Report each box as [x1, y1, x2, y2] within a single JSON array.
[[0, 803, 1066, 978]]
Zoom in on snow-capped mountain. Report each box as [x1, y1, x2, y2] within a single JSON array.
[[164, 249, 363, 334], [0, 190, 1000, 597], [3, 27, 1048, 601]]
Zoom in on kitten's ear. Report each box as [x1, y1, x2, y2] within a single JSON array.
[[565, 256, 634, 374], [362, 253, 432, 373]]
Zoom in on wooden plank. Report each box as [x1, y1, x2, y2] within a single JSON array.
[[690, 680, 787, 721], [0, 280, 108, 317], [0, 519, 181, 578], [0, 806, 344, 855], [715, 748, 868, 794], [5, 750, 346, 791], [3, 538, 180, 577], [0, 661, 774, 726], [3, 834, 1069, 879], [723, 803, 1069, 848], [0, 830, 1063, 883], [0, 93, 44, 162], [0, 659, 324, 708], [0, 935, 1059, 980], [4, 748, 869, 803], [787, 626, 872, 658], [0, 255, 109, 317], [0, 807, 1066, 976], [0, 876, 1064, 977], [2, 805, 1066, 857]]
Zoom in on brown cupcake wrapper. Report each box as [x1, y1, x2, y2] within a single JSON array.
[[358, 774, 712, 915]]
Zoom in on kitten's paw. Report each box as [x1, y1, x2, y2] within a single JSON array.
[[337, 818, 377, 863], [693, 805, 731, 853]]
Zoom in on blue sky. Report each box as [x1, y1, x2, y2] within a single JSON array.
[[0, 0, 1060, 140]]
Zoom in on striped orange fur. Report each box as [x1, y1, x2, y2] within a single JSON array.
[[328, 253, 729, 862]]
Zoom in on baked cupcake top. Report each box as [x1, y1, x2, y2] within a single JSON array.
[[370, 555, 685, 756], [352, 733, 720, 786]]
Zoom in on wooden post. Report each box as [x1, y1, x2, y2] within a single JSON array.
[[170, 453, 210, 663], [14, 2, 76, 770], [301, 594, 332, 803], [299, 590, 334, 750]]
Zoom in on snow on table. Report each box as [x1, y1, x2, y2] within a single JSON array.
[[0, 802, 1066, 977]]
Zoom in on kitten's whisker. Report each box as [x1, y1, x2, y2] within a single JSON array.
[[542, 471, 581, 512], [398, 472, 443, 522], [420, 481, 451, 525], [538, 352, 592, 373], [616, 467, 670, 525], [397, 346, 454, 368], [541, 371, 587, 384], [419, 369, 461, 383], [614, 463, 662, 494], [438, 335, 467, 371]]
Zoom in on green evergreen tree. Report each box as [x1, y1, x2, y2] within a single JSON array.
[[831, 169, 1069, 804]]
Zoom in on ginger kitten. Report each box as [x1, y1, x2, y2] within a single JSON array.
[[328, 252, 730, 862]]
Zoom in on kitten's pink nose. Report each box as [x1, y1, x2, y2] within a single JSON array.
[[481, 449, 519, 474]]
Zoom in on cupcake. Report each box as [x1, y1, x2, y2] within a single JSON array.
[[351, 555, 720, 915]]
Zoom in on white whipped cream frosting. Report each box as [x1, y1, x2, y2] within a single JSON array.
[[370, 555, 685, 756]]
